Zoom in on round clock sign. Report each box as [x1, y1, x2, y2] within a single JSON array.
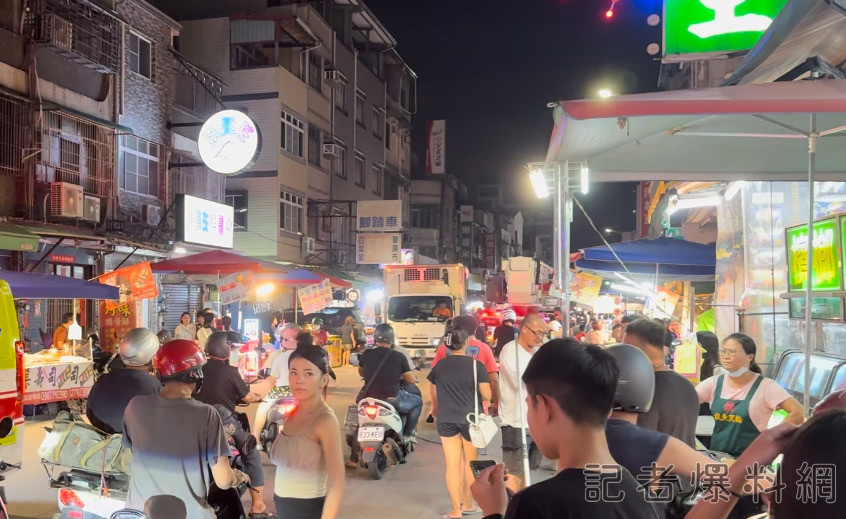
[[198, 109, 261, 175]]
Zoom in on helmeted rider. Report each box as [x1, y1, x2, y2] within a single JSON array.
[[253, 323, 301, 440], [310, 317, 328, 346], [122, 339, 249, 518], [358, 323, 423, 442], [604, 343, 721, 515], [86, 328, 161, 434], [194, 331, 273, 518]]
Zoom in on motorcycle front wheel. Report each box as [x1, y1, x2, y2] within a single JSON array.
[[367, 452, 387, 480]]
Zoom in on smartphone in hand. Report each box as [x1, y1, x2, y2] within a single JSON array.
[[470, 459, 497, 479]]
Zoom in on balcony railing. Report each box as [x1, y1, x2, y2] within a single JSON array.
[[25, 0, 121, 74]]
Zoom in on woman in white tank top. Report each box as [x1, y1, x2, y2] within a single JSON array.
[[269, 345, 345, 519]]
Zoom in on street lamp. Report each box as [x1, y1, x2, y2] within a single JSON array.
[[598, 89, 615, 99], [526, 161, 589, 335]]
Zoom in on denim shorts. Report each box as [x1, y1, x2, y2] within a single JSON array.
[[437, 421, 471, 442]]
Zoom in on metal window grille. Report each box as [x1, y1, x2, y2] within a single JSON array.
[[404, 269, 420, 281], [0, 94, 29, 177], [25, 0, 121, 74], [37, 110, 115, 198]]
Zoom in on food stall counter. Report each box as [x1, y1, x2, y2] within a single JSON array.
[[23, 350, 95, 404]]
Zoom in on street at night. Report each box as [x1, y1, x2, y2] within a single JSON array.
[[1, 1, 846, 519]]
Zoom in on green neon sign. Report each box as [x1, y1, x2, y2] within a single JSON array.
[[664, 0, 790, 56], [786, 219, 841, 292]]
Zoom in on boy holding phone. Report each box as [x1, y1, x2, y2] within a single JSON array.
[[470, 339, 658, 519]]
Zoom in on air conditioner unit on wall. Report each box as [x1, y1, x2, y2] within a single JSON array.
[[302, 236, 315, 256], [82, 195, 100, 223], [322, 143, 338, 156], [50, 182, 83, 218], [42, 14, 73, 52], [142, 204, 162, 226]]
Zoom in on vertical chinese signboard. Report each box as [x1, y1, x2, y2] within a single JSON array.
[[460, 205, 473, 268], [785, 217, 843, 320], [785, 219, 840, 292]]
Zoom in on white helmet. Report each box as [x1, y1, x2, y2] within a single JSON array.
[[503, 310, 517, 322], [119, 328, 160, 367]]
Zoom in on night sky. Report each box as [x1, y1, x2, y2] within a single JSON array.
[[366, 0, 663, 250]]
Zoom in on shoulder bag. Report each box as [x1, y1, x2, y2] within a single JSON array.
[[467, 357, 499, 448]]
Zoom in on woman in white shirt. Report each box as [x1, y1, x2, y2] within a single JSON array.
[[174, 312, 195, 341]]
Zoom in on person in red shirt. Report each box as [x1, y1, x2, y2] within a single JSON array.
[[310, 317, 329, 346], [431, 315, 500, 414]]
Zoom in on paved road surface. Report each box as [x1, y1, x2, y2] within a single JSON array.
[[4, 365, 552, 519]]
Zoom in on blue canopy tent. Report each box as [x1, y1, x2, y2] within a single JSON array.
[[575, 237, 716, 280], [0, 271, 120, 299]]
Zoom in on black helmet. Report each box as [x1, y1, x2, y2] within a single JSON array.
[[374, 323, 395, 345], [206, 331, 232, 360], [606, 343, 654, 413]]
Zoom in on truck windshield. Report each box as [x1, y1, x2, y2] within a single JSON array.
[[388, 296, 453, 322]]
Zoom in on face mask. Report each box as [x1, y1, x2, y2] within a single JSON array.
[[725, 366, 748, 378]]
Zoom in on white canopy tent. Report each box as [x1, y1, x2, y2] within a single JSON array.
[[545, 79, 846, 411]]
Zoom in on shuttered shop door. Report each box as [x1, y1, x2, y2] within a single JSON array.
[[162, 285, 201, 331]]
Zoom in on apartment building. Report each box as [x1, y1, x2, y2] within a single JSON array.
[[0, 0, 226, 338], [157, 0, 416, 267], [408, 177, 462, 263]]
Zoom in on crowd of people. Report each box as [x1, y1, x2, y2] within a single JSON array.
[[75, 304, 846, 519]]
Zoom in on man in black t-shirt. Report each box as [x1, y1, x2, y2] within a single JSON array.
[[87, 328, 161, 434], [471, 338, 658, 519], [193, 332, 270, 518], [624, 319, 699, 448], [358, 324, 422, 441]]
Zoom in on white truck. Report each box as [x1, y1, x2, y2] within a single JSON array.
[[383, 264, 467, 358]]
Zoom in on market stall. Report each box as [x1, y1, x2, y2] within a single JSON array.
[[544, 78, 846, 410], [0, 271, 119, 405]]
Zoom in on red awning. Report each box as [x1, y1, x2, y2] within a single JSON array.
[[150, 250, 289, 275], [557, 79, 846, 121]]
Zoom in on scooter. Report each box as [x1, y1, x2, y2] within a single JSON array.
[[50, 411, 250, 519], [345, 397, 412, 480], [258, 396, 297, 453]]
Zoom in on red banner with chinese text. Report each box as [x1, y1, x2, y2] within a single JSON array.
[[98, 262, 159, 311]]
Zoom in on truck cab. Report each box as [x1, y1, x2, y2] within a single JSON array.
[[383, 264, 467, 359], [0, 280, 25, 487]]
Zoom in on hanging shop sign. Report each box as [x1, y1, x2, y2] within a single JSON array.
[[98, 262, 159, 312], [570, 272, 603, 307], [216, 271, 255, 305], [356, 200, 403, 232], [356, 233, 402, 265], [198, 109, 261, 175], [664, 0, 790, 57], [175, 193, 235, 249], [298, 278, 333, 314], [425, 120, 446, 175], [785, 218, 841, 292]]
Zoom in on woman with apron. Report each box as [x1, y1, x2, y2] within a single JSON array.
[[695, 333, 804, 517]]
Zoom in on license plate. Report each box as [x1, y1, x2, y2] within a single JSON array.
[[357, 426, 385, 442]]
